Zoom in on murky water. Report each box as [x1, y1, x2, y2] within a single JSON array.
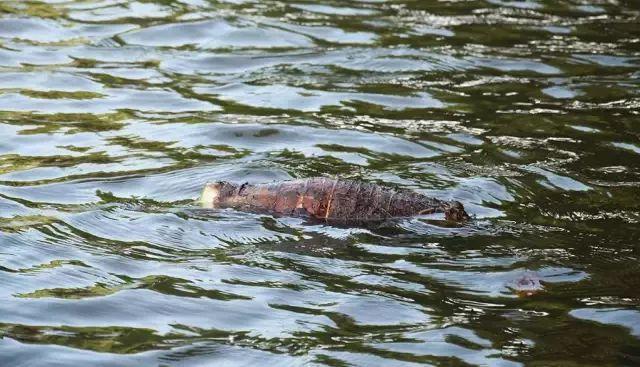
[[1, 1, 639, 365]]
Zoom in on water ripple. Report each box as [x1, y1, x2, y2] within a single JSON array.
[[1, 0, 639, 365]]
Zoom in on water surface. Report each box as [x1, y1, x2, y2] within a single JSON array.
[[0, 0, 639, 366]]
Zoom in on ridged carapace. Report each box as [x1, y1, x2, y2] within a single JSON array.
[[201, 178, 470, 224]]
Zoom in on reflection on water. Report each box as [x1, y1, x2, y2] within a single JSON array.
[[0, 0, 639, 366]]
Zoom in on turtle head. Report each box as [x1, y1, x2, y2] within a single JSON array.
[[444, 201, 470, 221]]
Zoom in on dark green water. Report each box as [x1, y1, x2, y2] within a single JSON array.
[[1, 1, 639, 366]]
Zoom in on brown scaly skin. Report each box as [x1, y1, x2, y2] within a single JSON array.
[[201, 178, 470, 224]]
